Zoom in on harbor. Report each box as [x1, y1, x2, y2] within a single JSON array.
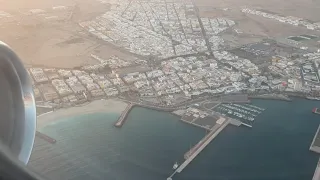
[[32, 97, 320, 180], [168, 101, 266, 179]]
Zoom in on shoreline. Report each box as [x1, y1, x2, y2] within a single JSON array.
[[37, 99, 128, 129], [36, 95, 319, 129], [249, 94, 292, 102]]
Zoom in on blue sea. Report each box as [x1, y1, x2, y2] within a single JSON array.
[[29, 99, 320, 180]]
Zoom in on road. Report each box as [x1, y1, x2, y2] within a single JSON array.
[[191, 0, 213, 56]]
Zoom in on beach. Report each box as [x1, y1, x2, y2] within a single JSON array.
[[36, 99, 128, 129]]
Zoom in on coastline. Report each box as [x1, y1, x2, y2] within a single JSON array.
[[248, 94, 292, 101], [37, 99, 128, 129], [36, 94, 320, 130]]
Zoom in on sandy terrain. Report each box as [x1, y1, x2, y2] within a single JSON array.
[[221, 14, 320, 48], [197, 1, 320, 47], [196, 0, 320, 22], [36, 99, 128, 129], [1, 0, 320, 68], [0, 0, 127, 68], [0, 24, 100, 68], [0, 21, 136, 68]]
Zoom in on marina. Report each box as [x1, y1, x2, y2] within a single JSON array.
[[213, 103, 265, 126], [245, 104, 265, 111]]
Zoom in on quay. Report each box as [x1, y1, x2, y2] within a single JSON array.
[[168, 119, 231, 180], [249, 94, 292, 101], [310, 125, 320, 180], [168, 106, 252, 180], [114, 103, 133, 128], [35, 131, 56, 144], [220, 94, 250, 104], [135, 103, 179, 112], [180, 117, 211, 131], [310, 125, 320, 153], [114, 101, 179, 128], [183, 118, 229, 160], [313, 158, 320, 180]]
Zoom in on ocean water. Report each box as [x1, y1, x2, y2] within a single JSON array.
[[29, 99, 320, 180]]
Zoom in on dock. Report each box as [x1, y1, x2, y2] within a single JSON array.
[[183, 119, 229, 160], [114, 103, 133, 128], [249, 94, 292, 101], [313, 158, 320, 180], [310, 125, 320, 153], [168, 119, 230, 179], [229, 118, 242, 126], [35, 131, 56, 144], [310, 125, 320, 180], [220, 94, 250, 104]]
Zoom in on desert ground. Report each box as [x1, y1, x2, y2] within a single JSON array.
[[1, 0, 320, 68], [0, 0, 132, 68]]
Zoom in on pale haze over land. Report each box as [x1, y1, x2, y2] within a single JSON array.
[[3, 0, 320, 180], [1, 0, 320, 68]]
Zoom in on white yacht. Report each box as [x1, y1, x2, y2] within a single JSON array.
[[173, 162, 179, 170]]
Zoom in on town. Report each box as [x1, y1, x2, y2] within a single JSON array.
[[11, 0, 319, 110], [3, 0, 320, 180]]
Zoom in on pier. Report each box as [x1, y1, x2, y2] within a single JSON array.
[[183, 118, 229, 160], [310, 125, 320, 153], [168, 119, 231, 179], [114, 103, 133, 128], [313, 158, 320, 180], [310, 125, 320, 180], [35, 131, 56, 144]]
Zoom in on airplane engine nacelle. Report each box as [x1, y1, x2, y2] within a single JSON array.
[[0, 41, 36, 165]]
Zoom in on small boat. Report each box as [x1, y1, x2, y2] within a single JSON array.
[[173, 162, 179, 170], [313, 108, 320, 114]]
